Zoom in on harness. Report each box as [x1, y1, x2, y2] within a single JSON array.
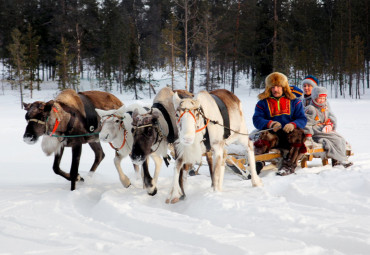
[[78, 93, 99, 132], [210, 94, 230, 139], [176, 107, 209, 133], [101, 114, 127, 151], [152, 103, 175, 143], [27, 104, 99, 138], [27, 106, 60, 136]]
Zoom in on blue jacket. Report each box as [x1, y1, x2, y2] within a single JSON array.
[[253, 96, 307, 130]]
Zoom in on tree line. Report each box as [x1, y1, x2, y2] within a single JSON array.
[[1, 0, 369, 100]]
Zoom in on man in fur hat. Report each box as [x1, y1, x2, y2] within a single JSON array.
[[304, 86, 353, 168], [253, 72, 307, 176]]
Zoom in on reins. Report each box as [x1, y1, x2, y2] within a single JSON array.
[[176, 107, 271, 136]]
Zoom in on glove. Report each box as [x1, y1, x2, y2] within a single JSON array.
[[322, 124, 333, 133], [268, 121, 282, 132], [283, 123, 295, 133]]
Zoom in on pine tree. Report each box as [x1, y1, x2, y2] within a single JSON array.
[[8, 28, 28, 109], [55, 37, 78, 90], [23, 24, 40, 98], [161, 14, 182, 90]]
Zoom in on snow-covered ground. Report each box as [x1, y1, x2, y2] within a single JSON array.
[[1, 79, 369, 255]]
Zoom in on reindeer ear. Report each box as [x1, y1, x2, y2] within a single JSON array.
[[116, 105, 126, 116], [151, 111, 160, 124], [23, 102, 31, 110], [152, 110, 160, 119], [44, 100, 54, 112], [95, 108, 106, 118], [193, 99, 201, 109], [173, 92, 181, 109], [132, 108, 139, 124]]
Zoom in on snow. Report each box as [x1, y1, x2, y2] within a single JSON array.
[[1, 80, 370, 255]]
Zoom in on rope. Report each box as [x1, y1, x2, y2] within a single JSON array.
[[50, 132, 100, 138], [200, 110, 274, 136]]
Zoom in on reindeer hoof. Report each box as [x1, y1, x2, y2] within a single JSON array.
[[170, 197, 180, 203], [189, 169, 198, 176], [77, 175, 84, 182], [148, 187, 157, 196]]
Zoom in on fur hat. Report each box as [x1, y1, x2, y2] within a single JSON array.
[[302, 75, 319, 87], [258, 72, 296, 100]]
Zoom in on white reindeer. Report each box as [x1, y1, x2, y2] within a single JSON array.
[[96, 104, 163, 195], [167, 89, 263, 203]]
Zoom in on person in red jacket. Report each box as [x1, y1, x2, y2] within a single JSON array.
[[253, 72, 307, 176]]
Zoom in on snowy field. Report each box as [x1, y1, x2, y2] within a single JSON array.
[[1, 79, 370, 255]]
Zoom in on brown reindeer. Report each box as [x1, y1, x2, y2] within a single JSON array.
[[23, 89, 123, 190]]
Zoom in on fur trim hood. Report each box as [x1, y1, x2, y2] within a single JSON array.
[[311, 86, 328, 108], [258, 72, 296, 100], [311, 86, 328, 100]]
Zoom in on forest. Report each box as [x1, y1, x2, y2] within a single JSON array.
[[0, 0, 369, 99]]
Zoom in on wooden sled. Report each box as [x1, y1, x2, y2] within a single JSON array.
[[225, 141, 353, 176]]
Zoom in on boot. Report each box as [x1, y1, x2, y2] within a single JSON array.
[[276, 160, 295, 176]]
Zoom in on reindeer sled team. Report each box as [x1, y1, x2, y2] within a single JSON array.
[[22, 72, 352, 202]]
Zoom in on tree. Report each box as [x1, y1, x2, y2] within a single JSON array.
[[55, 37, 78, 90], [23, 24, 40, 98], [8, 28, 27, 109], [161, 14, 182, 89], [173, 0, 198, 91]]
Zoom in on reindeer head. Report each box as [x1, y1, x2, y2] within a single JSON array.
[[130, 109, 160, 164], [173, 92, 202, 146], [23, 100, 54, 144]]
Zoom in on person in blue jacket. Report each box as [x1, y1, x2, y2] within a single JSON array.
[[253, 72, 307, 175]]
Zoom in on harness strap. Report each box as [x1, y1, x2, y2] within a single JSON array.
[[109, 130, 127, 151], [177, 109, 209, 133], [50, 107, 60, 137], [152, 103, 175, 143], [28, 119, 46, 125], [210, 94, 230, 139], [78, 93, 98, 132], [203, 124, 211, 151]]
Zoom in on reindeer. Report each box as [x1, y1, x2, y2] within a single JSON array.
[[96, 104, 163, 195], [23, 89, 123, 190], [168, 89, 263, 203]]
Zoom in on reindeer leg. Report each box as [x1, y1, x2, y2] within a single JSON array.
[[166, 160, 184, 204], [148, 153, 163, 194], [52, 147, 72, 181], [114, 152, 131, 188], [205, 151, 214, 187], [244, 136, 263, 187], [212, 144, 225, 192], [70, 144, 82, 191], [133, 164, 141, 180], [88, 142, 105, 173], [142, 159, 156, 196]]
